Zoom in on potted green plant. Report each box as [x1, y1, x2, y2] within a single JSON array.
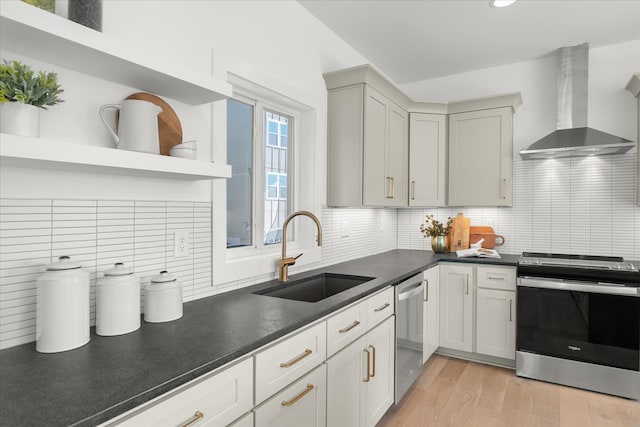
[[0, 59, 64, 137], [419, 214, 452, 253]]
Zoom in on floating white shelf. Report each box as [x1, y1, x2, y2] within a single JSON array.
[[0, 134, 232, 180], [0, 0, 232, 105]]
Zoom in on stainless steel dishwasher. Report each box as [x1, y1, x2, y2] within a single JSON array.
[[394, 272, 425, 403]]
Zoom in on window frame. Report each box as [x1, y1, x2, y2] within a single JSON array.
[[226, 89, 299, 257], [212, 65, 321, 289]]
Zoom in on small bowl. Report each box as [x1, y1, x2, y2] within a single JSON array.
[[170, 146, 197, 160], [180, 140, 197, 149]]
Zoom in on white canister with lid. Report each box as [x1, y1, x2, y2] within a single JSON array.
[[96, 263, 141, 336], [36, 256, 90, 353], [144, 270, 183, 323]]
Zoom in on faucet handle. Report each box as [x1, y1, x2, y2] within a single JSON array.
[[294, 253, 303, 260]]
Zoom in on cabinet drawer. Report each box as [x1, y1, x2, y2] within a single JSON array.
[[116, 357, 253, 427], [255, 321, 327, 404], [477, 266, 516, 291], [254, 364, 327, 427], [327, 300, 367, 357], [366, 287, 394, 330]]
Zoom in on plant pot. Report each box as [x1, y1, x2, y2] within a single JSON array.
[[0, 102, 41, 137], [431, 235, 448, 253], [68, 0, 102, 31]]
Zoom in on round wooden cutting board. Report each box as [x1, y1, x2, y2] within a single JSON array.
[[125, 92, 182, 156]]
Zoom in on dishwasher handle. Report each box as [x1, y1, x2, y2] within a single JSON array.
[[398, 282, 425, 301]]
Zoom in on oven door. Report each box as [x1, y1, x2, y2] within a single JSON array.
[[517, 278, 640, 371]]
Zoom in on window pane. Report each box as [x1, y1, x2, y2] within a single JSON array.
[[227, 98, 253, 249], [263, 109, 292, 246]]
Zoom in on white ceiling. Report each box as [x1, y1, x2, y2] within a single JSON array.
[[298, 0, 640, 85]]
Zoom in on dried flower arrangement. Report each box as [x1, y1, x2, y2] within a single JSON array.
[[419, 214, 452, 238]]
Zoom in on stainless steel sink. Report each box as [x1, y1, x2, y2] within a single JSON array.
[[254, 273, 375, 303]]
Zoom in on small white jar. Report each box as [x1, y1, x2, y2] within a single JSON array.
[[96, 263, 141, 336], [36, 256, 90, 353], [144, 270, 183, 323]]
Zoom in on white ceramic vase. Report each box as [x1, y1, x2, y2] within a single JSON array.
[[0, 102, 41, 137]]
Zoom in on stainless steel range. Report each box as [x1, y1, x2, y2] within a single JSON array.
[[516, 252, 640, 400]]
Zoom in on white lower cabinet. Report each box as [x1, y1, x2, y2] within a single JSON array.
[[112, 357, 253, 427], [476, 266, 516, 360], [423, 266, 439, 363], [254, 321, 327, 404], [326, 315, 395, 427], [254, 364, 327, 427], [439, 264, 474, 352]]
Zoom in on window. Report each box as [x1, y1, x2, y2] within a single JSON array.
[[226, 97, 294, 249]]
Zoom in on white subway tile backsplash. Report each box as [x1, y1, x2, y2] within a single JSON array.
[[398, 154, 639, 259], [0, 199, 214, 350]]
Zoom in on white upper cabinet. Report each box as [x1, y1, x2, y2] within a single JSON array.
[[0, 0, 232, 105], [448, 106, 514, 206], [325, 65, 410, 207], [626, 73, 640, 206], [409, 113, 447, 207]]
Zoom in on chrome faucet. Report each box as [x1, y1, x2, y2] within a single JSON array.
[[278, 210, 322, 282]]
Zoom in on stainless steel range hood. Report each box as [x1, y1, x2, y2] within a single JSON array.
[[520, 43, 634, 160]]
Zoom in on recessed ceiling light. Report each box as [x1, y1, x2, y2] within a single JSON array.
[[490, 0, 517, 7]]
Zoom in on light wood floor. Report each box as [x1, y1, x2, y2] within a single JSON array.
[[378, 355, 640, 427]]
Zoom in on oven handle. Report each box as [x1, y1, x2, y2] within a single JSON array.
[[398, 282, 425, 301], [518, 277, 640, 296]]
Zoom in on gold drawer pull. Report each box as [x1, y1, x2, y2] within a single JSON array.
[[339, 320, 360, 333], [282, 384, 314, 406], [280, 348, 312, 368], [370, 345, 376, 378], [487, 275, 505, 281], [363, 349, 371, 382], [180, 411, 204, 427], [374, 302, 390, 312]]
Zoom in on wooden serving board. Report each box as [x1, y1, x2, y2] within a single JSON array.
[[449, 212, 470, 252], [125, 92, 182, 156], [469, 226, 505, 249]]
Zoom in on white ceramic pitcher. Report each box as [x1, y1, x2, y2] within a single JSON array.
[[100, 99, 162, 154]]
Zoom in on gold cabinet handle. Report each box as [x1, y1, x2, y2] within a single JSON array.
[[370, 345, 376, 378], [386, 177, 395, 198], [281, 384, 314, 407], [180, 411, 204, 427], [487, 275, 505, 281], [363, 349, 371, 382], [509, 299, 513, 322], [410, 180, 416, 200], [339, 320, 361, 333], [280, 348, 312, 368], [501, 178, 507, 199], [424, 280, 429, 301], [374, 302, 390, 312], [465, 274, 469, 295]]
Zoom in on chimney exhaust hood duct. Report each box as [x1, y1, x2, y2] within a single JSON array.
[[519, 43, 634, 160]]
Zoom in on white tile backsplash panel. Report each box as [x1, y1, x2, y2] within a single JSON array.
[[320, 207, 398, 267], [0, 199, 212, 350], [398, 154, 639, 260], [0, 199, 51, 349]]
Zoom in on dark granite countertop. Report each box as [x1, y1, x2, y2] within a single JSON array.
[[0, 249, 519, 427]]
